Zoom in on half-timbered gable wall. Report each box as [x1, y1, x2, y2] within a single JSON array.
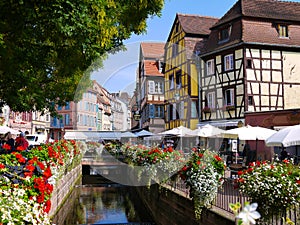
[[165, 19, 192, 129], [200, 0, 300, 126]]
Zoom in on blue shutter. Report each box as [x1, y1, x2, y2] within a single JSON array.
[[149, 104, 155, 118]]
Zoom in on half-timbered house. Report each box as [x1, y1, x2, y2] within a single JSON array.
[[164, 14, 218, 130], [199, 0, 300, 130]]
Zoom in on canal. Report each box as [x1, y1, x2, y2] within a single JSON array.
[[52, 175, 155, 225]]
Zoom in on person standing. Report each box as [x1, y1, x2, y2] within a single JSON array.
[[15, 132, 29, 150], [280, 148, 288, 161]]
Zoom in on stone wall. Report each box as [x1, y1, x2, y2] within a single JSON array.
[[49, 165, 82, 217], [136, 183, 235, 225]]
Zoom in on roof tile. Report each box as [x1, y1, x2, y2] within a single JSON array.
[[177, 14, 218, 35], [140, 42, 165, 59]]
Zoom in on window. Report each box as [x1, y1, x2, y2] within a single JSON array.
[[224, 89, 234, 106], [155, 105, 164, 118], [248, 96, 254, 106], [180, 101, 184, 119], [219, 26, 231, 42], [65, 102, 70, 110], [246, 59, 253, 68], [207, 92, 215, 109], [191, 101, 198, 118], [172, 103, 177, 120], [148, 80, 155, 94], [278, 24, 288, 37], [206, 59, 215, 75], [224, 54, 234, 71], [154, 81, 163, 94], [169, 75, 174, 89], [172, 42, 178, 57], [176, 70, 182, 89], [158, 60, 164, 73], [65, 114, 70, 125]]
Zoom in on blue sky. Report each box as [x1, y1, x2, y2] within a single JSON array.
[[91, 0, 300, 95]]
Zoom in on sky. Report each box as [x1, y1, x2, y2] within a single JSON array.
[[90, 0, 300, 96]]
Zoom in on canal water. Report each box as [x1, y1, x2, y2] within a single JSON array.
[[52, 175, 155, 225]]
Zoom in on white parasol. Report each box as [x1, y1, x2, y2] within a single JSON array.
[[0, 126, 20, 135]]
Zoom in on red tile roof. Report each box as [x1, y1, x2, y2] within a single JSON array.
[[143, 60, 163, 76], [140, 42, 165, 76], [140, 42, 165, 59]]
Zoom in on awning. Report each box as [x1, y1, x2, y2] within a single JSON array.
[[197, 119, 244, 129], [64, 131, 122, 140], [98, 131, 121, 140]]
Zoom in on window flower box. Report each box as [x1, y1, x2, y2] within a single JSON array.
[[224, 105, 235, 111]]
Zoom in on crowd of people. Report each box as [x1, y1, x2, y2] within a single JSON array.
[[0, 131, 29, 152]]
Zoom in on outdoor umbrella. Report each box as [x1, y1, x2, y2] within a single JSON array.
[[135, 130, 154, 137], [0, 126, 20, 135], [64, 131, 87, 140], [222, 125, 277, 141], [222, 125, 277, 163], [186, 124, 224, 138], [186, 124, 225, 148], [159, 126, 192, 137], [265, 124, 300, 147], [120, 131, 137, 138]]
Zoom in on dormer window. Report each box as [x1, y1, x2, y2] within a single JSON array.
[[157, 59, 164, 73], [278, 24, 288, 38], [219, 25, 231, 42]]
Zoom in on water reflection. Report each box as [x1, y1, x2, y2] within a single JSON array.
[[52, 183, 155, 225]]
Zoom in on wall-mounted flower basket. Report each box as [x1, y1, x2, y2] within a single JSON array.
[[203, 107, 212, 113]]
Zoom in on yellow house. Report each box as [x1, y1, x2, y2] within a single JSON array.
[[164, 13, 218, 130]]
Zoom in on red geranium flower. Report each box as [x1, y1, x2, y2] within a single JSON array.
[[43, 167, 52, 179], [26, 164, 35, 172], [43, 199, 51, 213], [2, 144, 11, 150], [16, 146, 25, 151], [0, 163, 5, 170], [214, 155, 222, 161]]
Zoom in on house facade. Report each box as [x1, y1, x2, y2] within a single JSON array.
[[138, 42, 166, 133], [164, 14, 218, 130], [199, 0, 300, 130]]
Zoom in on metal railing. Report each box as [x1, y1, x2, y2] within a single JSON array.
[[166, 175, 299, 225]]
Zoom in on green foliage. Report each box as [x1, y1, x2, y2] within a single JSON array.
[[0, 0, 164, 115]]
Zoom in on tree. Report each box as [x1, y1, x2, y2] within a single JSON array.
[[0, 0, 164, 115]]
